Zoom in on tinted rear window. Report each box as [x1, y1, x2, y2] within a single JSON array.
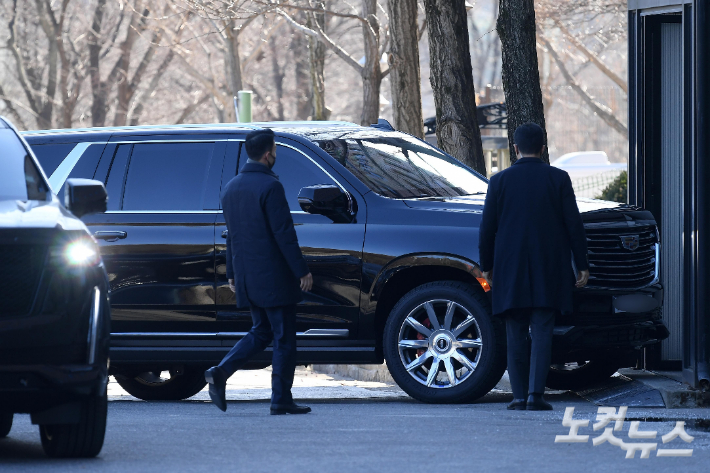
[[316, 132, 487, 198], [121, 142, 215, 211]]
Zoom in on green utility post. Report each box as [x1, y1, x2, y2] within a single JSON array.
[[238, 90, 253, 123]]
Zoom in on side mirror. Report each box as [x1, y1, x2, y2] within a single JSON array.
[[298, 185, 354, 223], [65, 178, 108, 218]]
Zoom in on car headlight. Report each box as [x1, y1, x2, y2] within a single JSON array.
[[51, 239, 101, 266]]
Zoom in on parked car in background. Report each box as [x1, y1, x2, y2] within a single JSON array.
[[0, 117, 111, 458], [551, 151, 627, 180], [552, 151, 628, 199], [20, 121, 667, 404]]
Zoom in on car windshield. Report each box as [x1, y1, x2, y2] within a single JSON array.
[[0, 128, 49, 201], [315, 132, 488, 199]]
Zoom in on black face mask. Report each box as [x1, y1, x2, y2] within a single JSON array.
[[267, 152, 276, 170]]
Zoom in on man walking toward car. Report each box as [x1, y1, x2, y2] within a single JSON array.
[[478, 123, 589, 411], [205, 128, 314, 415]]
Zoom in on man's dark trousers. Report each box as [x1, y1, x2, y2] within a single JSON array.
[[505, 308, 556, 399], [218, 304, 297, 406]]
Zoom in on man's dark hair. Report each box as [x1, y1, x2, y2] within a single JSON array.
[[513, 122, 545, 155], [245, 128, 276, 160]]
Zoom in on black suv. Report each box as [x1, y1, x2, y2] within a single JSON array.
[[21, 121, 668, 404], [0, 117, 111, 457]]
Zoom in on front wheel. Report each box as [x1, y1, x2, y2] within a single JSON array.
[[0, 412, 12, 438], [115, 367, 208, 401], [383, 281, 506, 403], [39, 392, 107, 458]]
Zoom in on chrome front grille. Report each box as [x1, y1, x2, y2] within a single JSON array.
[[585, 225, 658, 289]]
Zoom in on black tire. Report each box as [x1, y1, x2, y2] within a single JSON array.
[[39, 392, 107, 458], [383, 281, 506, 403], [546, 359, 623, 391], [0, 412, 12, 438], [115, 367, 208, 401]]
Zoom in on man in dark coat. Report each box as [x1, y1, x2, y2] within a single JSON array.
[[478, 123, 589, 411], [204, 128, 313, 415]]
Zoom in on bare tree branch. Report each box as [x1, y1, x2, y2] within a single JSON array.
[[175, 93, 210, 124], [277, 8, 363, 73], [0, 87, 29, 129], [539, 34, 628, 138], [554, 20, 627, 93]]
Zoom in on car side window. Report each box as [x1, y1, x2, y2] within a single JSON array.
[[30, 143, 103, 200], [31, 143, 76, 176], [270, 145, 337, 211], [120, 142, 215, 211], [24, 156, 49, 201]]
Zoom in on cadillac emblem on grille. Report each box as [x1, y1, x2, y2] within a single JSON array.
[[619, 235, 640, 251]]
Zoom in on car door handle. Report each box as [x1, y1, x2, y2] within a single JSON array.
[[94, 231, 127, 241], [221, 230, 228, 239]]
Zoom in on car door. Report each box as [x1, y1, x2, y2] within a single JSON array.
[[84, 138, 226, 334], [215, 138, 366, 342]]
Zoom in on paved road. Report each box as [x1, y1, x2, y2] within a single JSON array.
[[2, 369, 710, 472]]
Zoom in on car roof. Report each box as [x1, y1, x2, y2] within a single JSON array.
[[17, 120, 410, 145], [19, 121, 358, 137]]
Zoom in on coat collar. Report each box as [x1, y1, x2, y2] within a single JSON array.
[[240, 162, 278, 178], [513, 157, 544, 165]]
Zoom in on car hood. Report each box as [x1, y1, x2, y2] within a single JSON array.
[[0, 197, 87, 231], [402, 194, 624, 214]]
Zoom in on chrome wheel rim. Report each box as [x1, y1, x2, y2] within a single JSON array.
[[398, 299, 482, 389]]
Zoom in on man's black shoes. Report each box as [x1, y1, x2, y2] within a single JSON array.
[[526, 393, 553, 411], [270, 403, 312, 415], [205, 366, 228, 412], [507, 399, 527, 410]]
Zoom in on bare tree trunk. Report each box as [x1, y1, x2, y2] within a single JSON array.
[[269, 40, 285, 121], [89, 0, 108, 127], [129, 49, 175, 126], [360, 0, 381, 126], [293, 29, 312, 120], [386, 0, 424, 138], [113, 6, 153, 126], [307, 4, 327, 120], [224, 19, 243, 122], [424, 0, 485, 174], [497, 0, 549, 163], [7, 0, 54, 128]]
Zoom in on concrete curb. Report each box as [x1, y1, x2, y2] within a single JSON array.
[[310, 364, 515, 392], [311, 364, 395, 384], [311, 365, 710, 407], [618, 369, 710, 408]]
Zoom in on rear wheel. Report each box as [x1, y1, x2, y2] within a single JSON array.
[[115, 367, 208, 401], [546, 359, 623, 391], [383, 281, 506, 403], [39, 392, 107, 458], [0, 412, 12, 438]]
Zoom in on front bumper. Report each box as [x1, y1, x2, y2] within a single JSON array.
[[551, 283, 668, 361], [0, 363, 107, 414]]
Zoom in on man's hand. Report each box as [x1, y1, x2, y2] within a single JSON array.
[[482, 270, 493, 288], [300, 273, 313, 292], [228, 279, 236, 293], [576, 270, 589, 288]]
